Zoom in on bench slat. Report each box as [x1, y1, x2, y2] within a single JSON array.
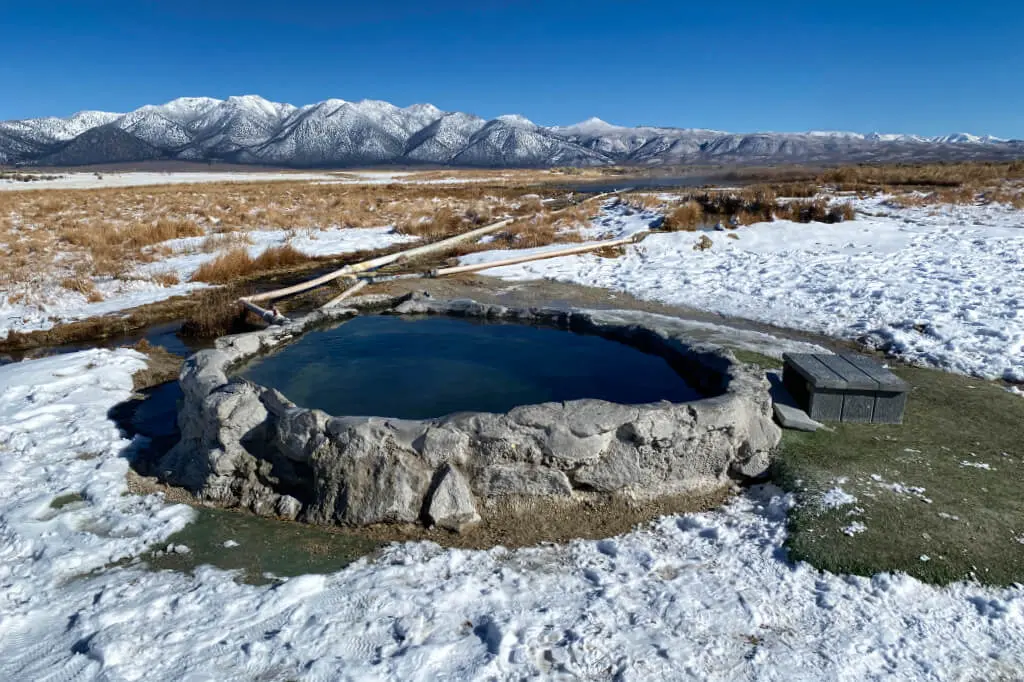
[[815, 354, 880, 391], [782, 353, 849, 389], [838, 353, 910, 392]]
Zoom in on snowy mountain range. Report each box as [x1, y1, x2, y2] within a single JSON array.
[[1, 95, 1021, 168]]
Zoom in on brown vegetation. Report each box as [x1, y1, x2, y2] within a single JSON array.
[[191, 244, 309, 284], [656, 186, 850, 228], [693, 235, 713, 251], [0, 178, 571, 306], [661, 201, 704, 231], [59, 275, 103, 302], [819, 161, 1024, 189], [775, 199, 856, 224], [178, 288, 253, 339]]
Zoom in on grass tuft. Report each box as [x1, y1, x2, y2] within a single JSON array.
[[661, 201, 704, 231], [190, 244, 309, 284]]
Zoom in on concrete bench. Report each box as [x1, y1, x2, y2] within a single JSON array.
[[782, 353, 910, 424]]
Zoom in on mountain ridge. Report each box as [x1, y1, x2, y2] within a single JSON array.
[[2, 95, 1021, 168]]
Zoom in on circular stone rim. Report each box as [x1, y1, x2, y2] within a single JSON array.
[[159, 294, 781, 531]]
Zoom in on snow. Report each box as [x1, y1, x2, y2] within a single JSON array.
[[0, 171, 342, 192], [869, 475, 933, 504], [461, 197, 1024, 381], [0, 170, 507, 192], [0, 278, 206, 339], [137, 225, 419, 282], [1, 351, 1024, 678], [314, 171, 502, 186], [842, 521, 867, 536], [820, 486, 858, 510], [460, 201, 658, 271], [960, 460, 995, 471]]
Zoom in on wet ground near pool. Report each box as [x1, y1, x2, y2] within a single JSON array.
[[110, 370, 384, 583], [235, 315, 704, 419]]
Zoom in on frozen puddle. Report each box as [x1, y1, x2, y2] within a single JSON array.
[[0, 350, 1022, 679]]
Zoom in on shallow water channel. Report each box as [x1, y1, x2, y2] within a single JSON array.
[[236, 315, 702, 419]]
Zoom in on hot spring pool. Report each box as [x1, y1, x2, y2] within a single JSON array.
[[235, 315, 703, 419]]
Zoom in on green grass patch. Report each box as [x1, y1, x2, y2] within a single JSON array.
[[774, 365, 1024, 585], [145, 506, 382, 585], [730, 349, 784, 369]]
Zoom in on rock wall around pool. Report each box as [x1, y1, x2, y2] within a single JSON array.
[[157, 296, 781, 531]]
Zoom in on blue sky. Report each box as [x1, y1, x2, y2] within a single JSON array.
[[1, 0, 1021, 137]]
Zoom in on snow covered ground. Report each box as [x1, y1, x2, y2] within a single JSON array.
[[0, 171, 341, 191], [1, 350, 1022, 680], [463, 197, 1024, 381], [0, 226, 417, 339], [0, 170, 506, 192], [0, 278, 206, 340], [137, 225, 420, 283]]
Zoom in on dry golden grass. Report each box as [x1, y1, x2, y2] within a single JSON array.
[[60, 276, 104, 302], [693, 235, 713, 251], [774, 199, 855, 224], [191, 244, 310, 284], [621, 193, 666, 211], [396, 206, 473, 239], [190, 248, 254, 284], [150, 270, 181, 287], [820, 161, 1024, 189], [885, 184, 1024, 209], [201, 231, 252, 253], [0, 178, 569, 301], [661, 201, 704, 231]]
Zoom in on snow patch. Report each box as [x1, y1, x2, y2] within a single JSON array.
[[842, 521, 867, 537], [960, 460, 996, 471], [821, 487, 858, 510], [463, 195, 1024, 380]]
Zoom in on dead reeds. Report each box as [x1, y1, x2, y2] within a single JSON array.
[[190, 244, 310, 284]]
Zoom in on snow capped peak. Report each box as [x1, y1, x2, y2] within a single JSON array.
[[223, 94, 283, 116], [404, 103, 442, 115], [308, 99, 350, 115], [314, 98, 348, 108], [0, 94, 1017, 167], [805, 130, 865, 139], [353, 99, 400, 113], [930, 132, 1005, 144], [495, 114, 536, 129], [68, 109, 120, 123], [155, 97, 224, 117], [564, 117, 622, 135], [935, 132, 982, 144]]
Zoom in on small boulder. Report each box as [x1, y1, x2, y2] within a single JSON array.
[[276, 494, 302, 520], [427, 465, 481, 532]]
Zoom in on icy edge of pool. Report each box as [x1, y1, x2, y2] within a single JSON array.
[[156, 296, 780, 531]]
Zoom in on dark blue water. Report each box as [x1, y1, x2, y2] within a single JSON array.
[[237, 316, 702, 419]]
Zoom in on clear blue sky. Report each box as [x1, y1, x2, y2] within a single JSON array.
[[2, 0, 1021, 138]]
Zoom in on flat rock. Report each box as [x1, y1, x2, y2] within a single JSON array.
[[773, 402, 825, 432]]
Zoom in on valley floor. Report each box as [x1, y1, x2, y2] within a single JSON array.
[[4, 180, 1021, 384], [1, 175, 1023, 679]]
